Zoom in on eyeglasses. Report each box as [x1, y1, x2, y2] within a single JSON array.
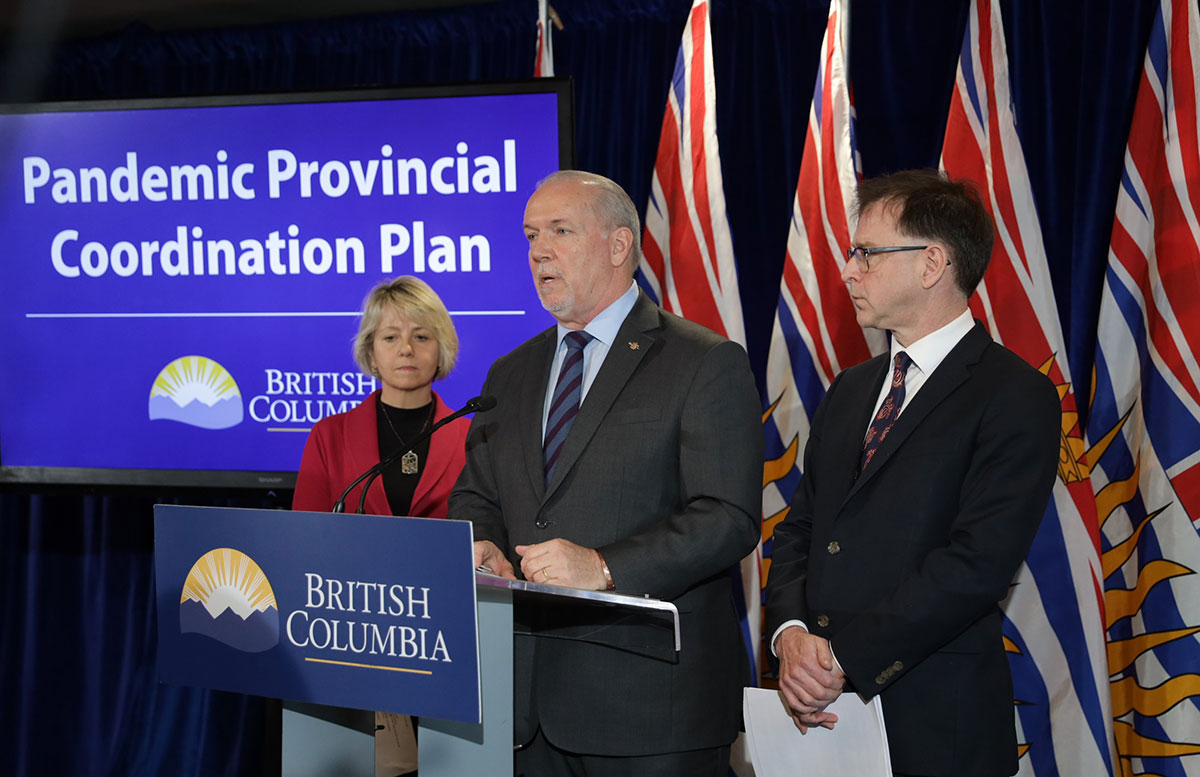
[[845, 245, 929, 272]]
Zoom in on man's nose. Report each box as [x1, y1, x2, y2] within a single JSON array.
[[529, 233, 551, 260], [841, 257, 860, 283]]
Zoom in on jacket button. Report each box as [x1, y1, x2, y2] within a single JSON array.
[[827, 541, 841, 555], [892, 661, 903, 671], [875, 674, 886, 685], [535, 519, 548, 529], [816, 614, 830, 628]]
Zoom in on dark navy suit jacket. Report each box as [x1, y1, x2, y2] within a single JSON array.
[[765, 322, 1061, 777]]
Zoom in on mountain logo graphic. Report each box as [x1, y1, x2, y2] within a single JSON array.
[[149, 356, 244, 429], [179, 548, 279, 653]]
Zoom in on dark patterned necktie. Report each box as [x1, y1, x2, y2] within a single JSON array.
[[544, 331, 593, 484], [859, 351, 912, 474]]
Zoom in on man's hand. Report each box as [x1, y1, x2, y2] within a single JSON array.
[[515, 538, 605, 590], [473, 540, 516, 579], [788, 709, 839, 735], [775, 625, 845, 732]]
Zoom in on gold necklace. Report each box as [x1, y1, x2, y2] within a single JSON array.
[[380, 401, 433, 475]]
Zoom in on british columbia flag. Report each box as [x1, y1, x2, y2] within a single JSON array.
[[1085, 0, 1200, 774], [759, 0, 885, 652], [535, 0, 554, 78], [641, 0, 746, 347], [940, 0, 1117, 775], [638, 0, 759, 682]]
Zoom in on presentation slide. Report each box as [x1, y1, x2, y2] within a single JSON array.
[[0, 83, 570, 487]]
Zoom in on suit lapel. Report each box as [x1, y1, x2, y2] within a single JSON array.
[[521, 328, 558, 501], [845, 323, 990, 501], [542, 294, 657, 503]]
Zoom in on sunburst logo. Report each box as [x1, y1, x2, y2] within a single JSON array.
[[761, 395, 798, 595], [1087, 381, 1200, 775], [149, 356, 244, 429], [180, 548, 279, 653]]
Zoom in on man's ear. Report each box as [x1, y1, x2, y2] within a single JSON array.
[[610, 226, 634, 268], [920, 244, 953, 289]]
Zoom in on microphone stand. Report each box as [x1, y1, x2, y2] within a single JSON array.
[[330, 395, 495, 514]]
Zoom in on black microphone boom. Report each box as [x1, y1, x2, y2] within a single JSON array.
[[466, 395, 497, 413], [330, 395, 496, 514]]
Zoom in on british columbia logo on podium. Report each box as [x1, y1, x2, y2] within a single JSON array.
[[155, 505, 481, 723], [179, 547, 279, 653]]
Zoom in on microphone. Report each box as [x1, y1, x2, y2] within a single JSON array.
[[331, 395, 496, 514]]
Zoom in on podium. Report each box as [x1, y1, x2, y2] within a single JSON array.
[[419, 572, 681, 775], [153, 505, 679, 777]]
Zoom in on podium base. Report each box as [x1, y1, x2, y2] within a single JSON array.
[[419, 584, 514, 775], [282, 701, 374, 777]]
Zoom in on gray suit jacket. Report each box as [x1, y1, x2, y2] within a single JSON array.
[[451, 291, 762, 756]]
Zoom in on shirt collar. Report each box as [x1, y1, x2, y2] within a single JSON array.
[[555, 280, 639, 349], [892, 308, 975, 375]]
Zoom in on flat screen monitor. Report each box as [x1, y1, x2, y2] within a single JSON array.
[[0, 80, 573, 489]]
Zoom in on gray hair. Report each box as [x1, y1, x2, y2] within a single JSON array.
[[537, 169, 642, 269]]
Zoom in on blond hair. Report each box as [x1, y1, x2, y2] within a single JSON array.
[[353, 276, 458, 380]]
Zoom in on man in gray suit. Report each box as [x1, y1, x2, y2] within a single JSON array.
[[451, 170, 762, 776]]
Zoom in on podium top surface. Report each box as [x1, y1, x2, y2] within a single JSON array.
[[475, 572, 681, 651]]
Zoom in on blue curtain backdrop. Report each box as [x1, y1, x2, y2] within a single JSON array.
[[0, 0, 1158, 773]]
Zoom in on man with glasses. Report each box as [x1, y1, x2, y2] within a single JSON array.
[[764, 169, 1061, 777]]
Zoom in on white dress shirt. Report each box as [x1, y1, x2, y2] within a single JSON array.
[[861, 308, 976, 439]]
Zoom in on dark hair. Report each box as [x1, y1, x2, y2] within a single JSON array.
[[854, 169, 994, 295]]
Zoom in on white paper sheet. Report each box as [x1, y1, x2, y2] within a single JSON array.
[[743, 687, 893, 777]]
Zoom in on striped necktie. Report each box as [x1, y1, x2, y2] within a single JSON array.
[[544, 331, 593, 484]]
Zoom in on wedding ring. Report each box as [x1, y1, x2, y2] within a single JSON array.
[[540, 567, 549, 581]]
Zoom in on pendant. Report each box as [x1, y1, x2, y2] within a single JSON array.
[[401, 450, 419, 475]]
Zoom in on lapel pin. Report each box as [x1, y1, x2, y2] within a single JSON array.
[[628, 341, 640, 350]]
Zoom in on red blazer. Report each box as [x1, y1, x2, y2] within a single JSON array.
[[292, 390, 469, 518]]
